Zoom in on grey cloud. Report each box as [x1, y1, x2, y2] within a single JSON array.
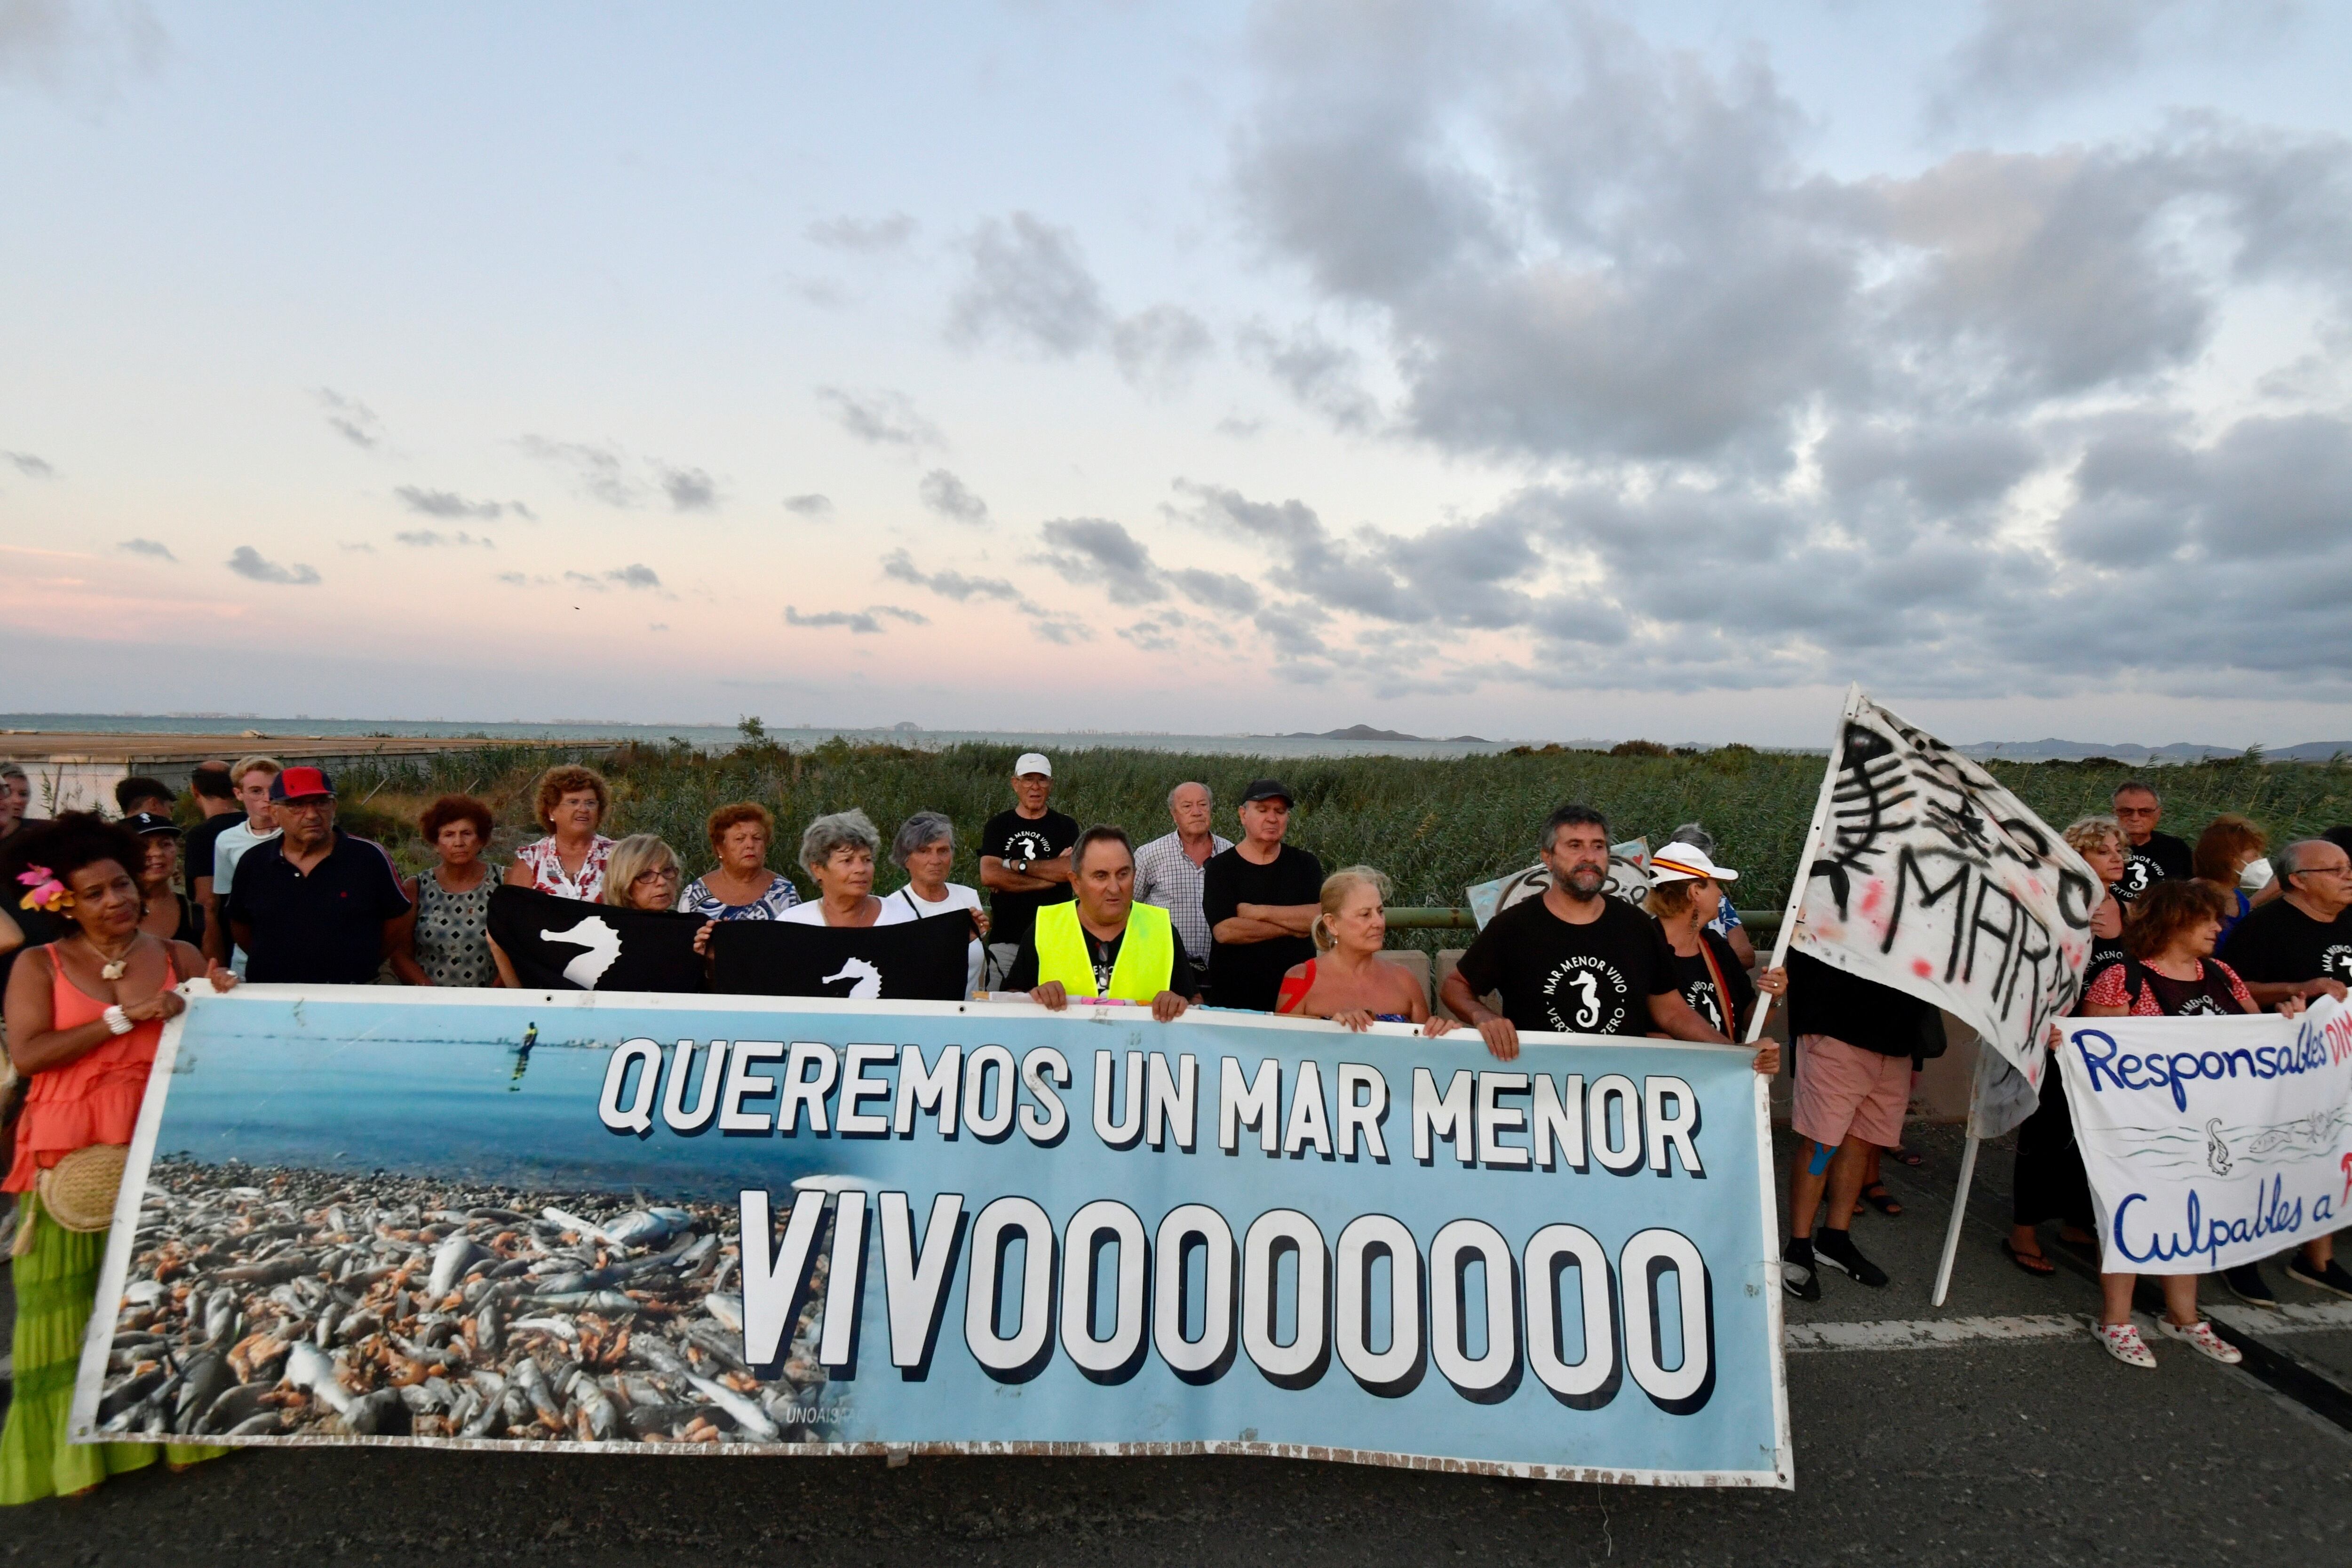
[[657, 464, 719, 512], [395, 486, 506, 520], [1111, 305, 1213, 392], [1238, 322, 1378, 430], [226, 546, 319, 585], [783, 493, 834, 517], [1037, 518, 1166, 605], [516, 436, 639, 507], [1928, 0, 2192, 128], [606, 563, 661, 590], [882, 549, 1023, 603], [118, 537, 174, 561], [806, 213, 918, 252], [817, 387, 944, 451], [784, 604, 930, 635], [1234, 1, 2352, 464], [1169, 567, 1261, 613], [0, 0, 165, 92], [394, 528, 493, 549], [948, 212, 1110, 357], [919, 469, 990, 525], [315, 388, 381, 450], [4, 450, 52, 478]]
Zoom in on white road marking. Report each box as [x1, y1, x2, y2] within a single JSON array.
[[2208, 1300, 2352, 1336], [1786, 1313, 2089, 1353]]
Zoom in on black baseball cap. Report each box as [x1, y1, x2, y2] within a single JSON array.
[[122, 811, 181, 837], [1240, 778, 1294, 806]]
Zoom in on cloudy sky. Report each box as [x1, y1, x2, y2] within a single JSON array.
[[4, 0, 2349, 745]]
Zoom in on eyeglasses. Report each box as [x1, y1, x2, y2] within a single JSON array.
[[633, 868, 681, 885]]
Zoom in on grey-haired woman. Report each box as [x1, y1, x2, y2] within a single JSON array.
[[886, 811, 987, 996], [779, 810, 888, 928]]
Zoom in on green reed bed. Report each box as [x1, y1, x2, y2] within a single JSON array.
[[327, 737, 2352, 932]]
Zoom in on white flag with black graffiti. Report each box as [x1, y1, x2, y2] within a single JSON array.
[[1789, 691, 2099, 1082]]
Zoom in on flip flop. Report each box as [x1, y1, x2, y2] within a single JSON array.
[[2003, 1239, 2057, 1277], [1859, 1183, 1904, 1217], [1888, 1146, 1925, 1167]]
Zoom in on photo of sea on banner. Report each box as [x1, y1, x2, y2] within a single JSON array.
[[77, 1160, 838, 1447]]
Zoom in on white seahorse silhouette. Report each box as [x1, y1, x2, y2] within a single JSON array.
[[540, 915, 623, 990], [822, 957, 883, 999], [1571, 972, 1602, 1030]]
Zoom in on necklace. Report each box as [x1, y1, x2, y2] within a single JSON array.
[[87, 934, 138, 981]]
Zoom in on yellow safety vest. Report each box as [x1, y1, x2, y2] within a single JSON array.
[[1033, 900, 1175, 1003]]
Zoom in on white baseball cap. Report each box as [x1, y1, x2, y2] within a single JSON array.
[[1648, 844, 1739, 884], [1013, 752, 1053, 778]]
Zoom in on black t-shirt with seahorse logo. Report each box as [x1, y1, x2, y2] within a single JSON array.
[[1454, 893, 1680, 1036]]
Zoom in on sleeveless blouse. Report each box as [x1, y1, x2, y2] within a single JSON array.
[[5, 948, 176, 1193], [679, 872, 801, 922], [413, 866, 498, 987], [516, 835, 615, 902]]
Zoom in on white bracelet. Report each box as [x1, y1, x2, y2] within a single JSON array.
[[103, 1004, 134, 1036]]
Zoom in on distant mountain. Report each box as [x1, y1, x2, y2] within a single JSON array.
[[1281, 724, 1426, 742], [1958, 738, 2352, 764]]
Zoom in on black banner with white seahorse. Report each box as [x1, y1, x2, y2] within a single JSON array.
[[486, 885, 708, 993], [709, 911, 970, 1002]]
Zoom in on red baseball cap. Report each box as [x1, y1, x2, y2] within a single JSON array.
[[268, 765, 336, 802]]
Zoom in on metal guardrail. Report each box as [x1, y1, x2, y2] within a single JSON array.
[[1387, 906, 1784, 938]]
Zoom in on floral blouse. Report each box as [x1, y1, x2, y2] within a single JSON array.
[[516, 836, 615, 902], [679, 873, 802, 921]]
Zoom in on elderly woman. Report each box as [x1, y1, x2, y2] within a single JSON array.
[[490, 834, 709, 987], [2193, 814, 2272, 942], [1274, 868, 1454, 1035], [1, 815, 236, 1503], [2077, 877, 2281, 1369], [392, 795, 500, 987], [885, 812, 987, 995], [505, 764, 615, 902], [2006, 816, 2129, 1279], [779, 810, 889, 928], [0, 763, 36, 848], [680, 803, 801, 921], [125, 813, 202, 947]]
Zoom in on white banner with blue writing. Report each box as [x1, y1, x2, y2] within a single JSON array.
[[73, 987, 1789, 1487], [2057, 996, 2352, 1274]]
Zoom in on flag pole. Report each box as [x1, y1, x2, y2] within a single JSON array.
[[1743, 683, 1861, 1047], [1931, 1134, 1980, 1307]]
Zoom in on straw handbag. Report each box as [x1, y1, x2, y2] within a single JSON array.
[[32, 1141, 130, 1242]]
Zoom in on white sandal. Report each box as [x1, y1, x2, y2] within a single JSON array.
[[2157, 1318, 2243, 1364], [2094, 1321, 2156, 1368]]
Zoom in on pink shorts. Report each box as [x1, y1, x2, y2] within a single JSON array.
[[1793, 1034, 1911, 1149]]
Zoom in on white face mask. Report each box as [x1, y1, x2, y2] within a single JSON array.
[[2241, 857, 2275, 891]]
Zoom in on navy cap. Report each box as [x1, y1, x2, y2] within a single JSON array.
[[1240, 778, 1294, 806]]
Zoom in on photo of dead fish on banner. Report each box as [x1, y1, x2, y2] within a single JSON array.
[[6, 686, 2352, 1503]]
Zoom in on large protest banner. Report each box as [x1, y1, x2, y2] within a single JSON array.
[[73, 987, 1790, 1486], [1784, 689, 2099, 1081], [2057, 997, 2352, 1274]]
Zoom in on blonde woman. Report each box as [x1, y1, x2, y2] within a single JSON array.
[[505, 765, 615, 902], [1272, 867, 1454, 1035]]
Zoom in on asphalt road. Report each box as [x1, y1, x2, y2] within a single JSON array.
[[4, 1124, 2349, 1567]]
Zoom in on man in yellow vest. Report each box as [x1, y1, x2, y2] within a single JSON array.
[[1004, 826, 1199, 1022]]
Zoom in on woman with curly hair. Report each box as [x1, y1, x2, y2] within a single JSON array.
[[505, 764, 615, 902], [392, 795, 501, 987], [1, 814, 238, 1504], [679, 802, 801, 922]]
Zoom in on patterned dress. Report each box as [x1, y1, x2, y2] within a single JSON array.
[[679, 872, 802, 921], [516, 836, 615, 902], [413, 866, 498, 987]]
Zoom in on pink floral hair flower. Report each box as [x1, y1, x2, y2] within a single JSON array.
[[16, 864, 71, 914]]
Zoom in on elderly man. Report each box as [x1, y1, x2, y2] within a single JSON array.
[[2218, 836, 2352, 1303], [1202, 779, 1323, 1012], [226, 766, 411, 984], [979, 752, 1076, 987], [203, 755, 283, 971], [2111, 780, 2192, 902], [1134, 781, 1232, 1003], [1006, 826, 1197, 1022]]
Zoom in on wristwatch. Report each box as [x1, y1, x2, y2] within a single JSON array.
[[1012, 858, 1029, 875]]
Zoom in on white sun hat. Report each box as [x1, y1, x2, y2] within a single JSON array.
[[1648, 843, 1739, 884], [1013, 752, 1053, 778]]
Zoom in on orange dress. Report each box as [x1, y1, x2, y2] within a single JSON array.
[[2, 949, 173, 1194]]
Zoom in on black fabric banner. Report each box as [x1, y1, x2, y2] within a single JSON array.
[[710, 913, 969, 1001], [485, 885, 707, 993]]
